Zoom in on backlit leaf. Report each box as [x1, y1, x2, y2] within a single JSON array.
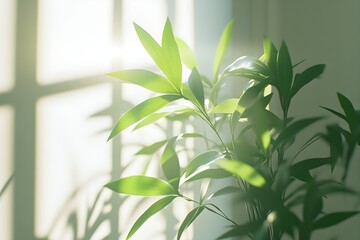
[[218, 159, 266, 187], [107, 69, 178, 94], [210, 98, 238, 114], [105, 176, 177, 196], [162, 18, 182, 89], [184, 151, 223, 177], [263, 36, 278, 76], [126, 196, 176, 239], [134, 112, 170, 130], [176, 37, 198, 69], [184, 169, 231, 183], [135, 140, 168, 155], [108, 95, 180, 140], [213, 20, 234, 80], [177, 206, 205, 240]]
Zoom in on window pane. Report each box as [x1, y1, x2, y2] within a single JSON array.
[[35, 84, 112, 238], [37, 0, 113, 84], [0, 0, 15, 93], [0, 106, 14, 240]]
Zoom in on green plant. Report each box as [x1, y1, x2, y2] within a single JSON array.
[[105, 19, 360, 240]]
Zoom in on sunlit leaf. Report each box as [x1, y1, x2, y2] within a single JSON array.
[[263, 36, 278, 76], [184, 169, 231, 183], [126, 196, 176, 239], [108, 95, 180, 140], [177, 206, 205, 240], [213, 20, 234, 80], [162, 18, 182, 89], [313, 212, 359, 230], [176, 37, 198, 69], [217, 159, 266, 187], [105, 176, 177, 196], [210, 98, 238, 114], [188, 68, 205, 107], [208, 186, 239, 199], [184, 151, 223, 177], [290, 64, 325, 98], [135, 140, 168, 155], [134, 112, 170, 130], [222, 56, 271, 82], [107, 69, 178, 94]]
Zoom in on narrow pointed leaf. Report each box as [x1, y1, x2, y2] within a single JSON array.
[[184, 169, 232, 183], [277, 41, 293, 99], [161, 137, 180, 188], [107, 69, 178, 94], [263, 36, 278, 76], [210, 98, 239, 114], [134, 112, 170, 130], [291, 158, 331, 182], [135, 140, 168, 155], [162, 19, 182, 89], [313, 212, 359, 230], [175, 37, 198, 69], [127, 196, 176, 240], [184, 151, 223, 177], [177, 206, 205, 240], [213, 20, 234, 79], [303, 182, 323, 224], [108, 95, 180, 140], [290, 64, 325, 98], [105, 176, 177, 196], [273, 117, 323, 150], [188, 68, 205, 107], [337, 92, 359, 135], [321, 106, 347, 121], [181, 83, 203, 110], [218, 159, 266, 187]]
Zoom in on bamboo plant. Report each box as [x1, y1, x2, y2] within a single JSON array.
[[105, 19, 360, 240]]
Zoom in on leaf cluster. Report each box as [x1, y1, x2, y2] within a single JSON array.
[[105, 19, 360, 240]]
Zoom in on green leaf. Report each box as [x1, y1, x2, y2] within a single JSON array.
[[217, 159, 266, 187], [272, 117, 323, 150], [337, 92, 359, 137], [209, 186, 239, 199], [161, 137, 180, 188], [184, 151, 223, 177], [217, 222, 261, 239], [303, 181, 323, 225], [321, 106, 347, 121], [134, 112, 170, 130], [213, 20, 234, 80], [162, 18, 182, 89], [290, 64, 325, 98], [188, 68, 205, 107], [263, 36, 278, 76], [135, 140, 168, 155], [105, 176, 177, 196], [177, 206, 205, 240], [222, 56, 271, 81], [277, 41, 293, 100], [184, 169, 231, 183], [210, 98, 239, 114], [312, 211, 359, 230], [126, 196, 176, 239], [291, 158, 331, 182], [108, 95, 180, 140], [181, 83, 203, 110], [175, 37, 198, 69], [107, 69, 178, 94]]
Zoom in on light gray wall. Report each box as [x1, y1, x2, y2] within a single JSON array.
[[233, 0, 360, 239]]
